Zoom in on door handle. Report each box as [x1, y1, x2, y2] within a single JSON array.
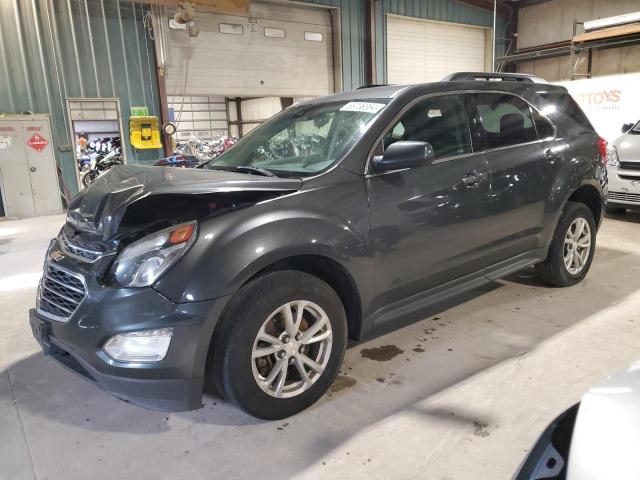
[[30, 167, 37, 173], [462, 170, 487, 187]]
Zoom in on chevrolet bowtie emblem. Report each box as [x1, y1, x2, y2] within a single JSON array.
[[51, 250, 65, 262]]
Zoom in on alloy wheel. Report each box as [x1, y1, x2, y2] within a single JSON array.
[[251, 300, 333, 398], [563, 217, 591, 275]]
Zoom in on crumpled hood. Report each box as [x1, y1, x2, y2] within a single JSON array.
[[66, 164, 302, 240]]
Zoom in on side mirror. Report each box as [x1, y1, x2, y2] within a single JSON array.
[[622, 123, 634, 133], [372, 141, 435, 172]]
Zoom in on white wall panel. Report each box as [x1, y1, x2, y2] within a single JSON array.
[[387, 17, 427, 84], [387, 15, 487, 84]]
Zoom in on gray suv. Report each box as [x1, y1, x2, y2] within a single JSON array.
[[606, 119, 640, 213], [30, 73, 607, 419]]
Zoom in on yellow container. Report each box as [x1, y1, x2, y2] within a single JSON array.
[[130, 115, 162, 149]]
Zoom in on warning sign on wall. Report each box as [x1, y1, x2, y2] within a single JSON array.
[[26, 132, 49, 153]]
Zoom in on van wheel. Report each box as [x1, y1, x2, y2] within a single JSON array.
[[211, 271, 347, 420], [535, 202, 596, 287]]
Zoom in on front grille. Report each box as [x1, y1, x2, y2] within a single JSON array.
[[619, 161, 640, 171], [37, 263, 86, 321], [608, 191, 640, 203], [61, 232, 103, 262]]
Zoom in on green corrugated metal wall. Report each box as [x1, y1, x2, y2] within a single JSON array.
[[374, 0, 508, 84], [0, 0, 162, 198]]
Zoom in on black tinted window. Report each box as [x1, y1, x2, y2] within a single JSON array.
[[539, 93, 593, 135], [383, 94, 472, 159], [532, 108, 555, 139], [471, 93, 537, 149]]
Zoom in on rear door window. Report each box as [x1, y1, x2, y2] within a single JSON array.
[[470, 93, 538, 149], [382, 94, 472, 160]]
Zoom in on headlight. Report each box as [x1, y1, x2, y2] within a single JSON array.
[[606, 145, 619, 166], [113, 221, 197, 287], [103, 328, 173, 362]]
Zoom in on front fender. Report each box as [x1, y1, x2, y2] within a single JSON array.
[[155, 187, 372, 303]]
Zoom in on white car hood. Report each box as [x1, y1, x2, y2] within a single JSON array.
[[568, 360, 640, 479]]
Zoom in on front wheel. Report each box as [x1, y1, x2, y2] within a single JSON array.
[[535, 201, 596, 287], [81, 170, 97, 188], [211, 271, 347, 419]]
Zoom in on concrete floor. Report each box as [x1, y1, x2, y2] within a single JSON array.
[[1, 212, 640, 480]]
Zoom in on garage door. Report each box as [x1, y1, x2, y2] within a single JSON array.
[[168, 96, 229, 139], [162, 2, 334, 97], [387, 15, 488, 84]]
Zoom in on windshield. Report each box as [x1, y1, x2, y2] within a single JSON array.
[[206, 99, 389, 177], [632, 120, 640, 133]]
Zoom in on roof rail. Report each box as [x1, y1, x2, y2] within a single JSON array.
[[441, 72, 546, 83], [356, 84, 390, 89]]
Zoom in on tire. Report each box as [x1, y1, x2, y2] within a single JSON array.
[[535, 201, 596, 287], [82, 171, 97, 188], [211, 270, 347, 420], [606, 205, 626, 214]]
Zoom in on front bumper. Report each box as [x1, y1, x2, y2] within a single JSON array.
[[30, 261, 231, 410], [606, 165, 640, 208]]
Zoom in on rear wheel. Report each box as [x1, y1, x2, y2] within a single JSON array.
[[535, 202, 596, 287], [211, 270, 347, 419]]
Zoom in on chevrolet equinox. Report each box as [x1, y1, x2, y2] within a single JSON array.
[[30, 73, 607, 419]]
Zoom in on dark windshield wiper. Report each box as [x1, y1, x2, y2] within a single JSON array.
[[208, 165, 278, 178]]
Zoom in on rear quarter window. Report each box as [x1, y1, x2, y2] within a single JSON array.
[[539, 93, 594, 136]]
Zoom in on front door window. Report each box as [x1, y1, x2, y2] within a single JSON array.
[[383, 94, 472, 159]]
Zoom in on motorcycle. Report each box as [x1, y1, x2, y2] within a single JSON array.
[[78, 137, 121, 173], [78, 151, 101, 173], [173, 136, 238, 163], [81, 148, 123, 188]]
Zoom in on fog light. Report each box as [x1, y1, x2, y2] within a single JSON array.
[[103, 328, 173, 362]]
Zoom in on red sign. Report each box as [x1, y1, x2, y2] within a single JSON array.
[[26, 132, 49, 153]]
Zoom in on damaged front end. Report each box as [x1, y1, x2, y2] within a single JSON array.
[[59, 164, 302, 288], [31, 164, 302, 410]]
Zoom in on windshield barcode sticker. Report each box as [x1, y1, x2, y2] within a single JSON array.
[[340, 102, 385, 114]]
